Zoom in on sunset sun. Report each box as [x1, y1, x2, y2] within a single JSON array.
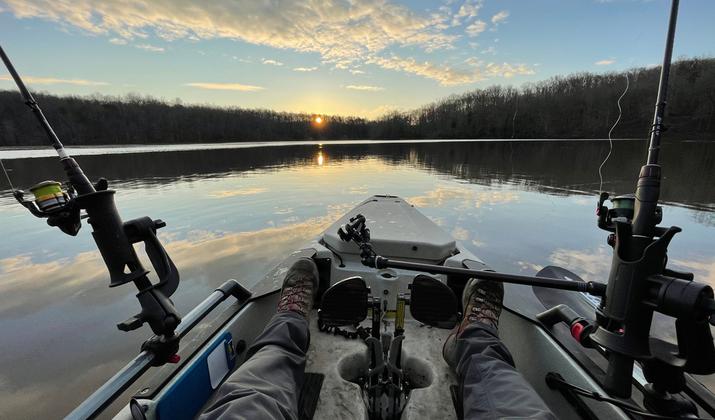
[[314, 116, 323, 124]]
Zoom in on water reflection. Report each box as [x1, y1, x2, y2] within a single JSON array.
[[2, 140, 713, 208], [0, 140, 714, 418], [0, 213, 339, 317]]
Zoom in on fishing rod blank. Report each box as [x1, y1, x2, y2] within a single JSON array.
[[631, 0, 679, 237], [0, 45, 65, 155], [0, 45, 95, 195]]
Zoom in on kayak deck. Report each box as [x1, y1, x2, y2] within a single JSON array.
[[306, 312, 457, 419], [114, 195, 632, 419]]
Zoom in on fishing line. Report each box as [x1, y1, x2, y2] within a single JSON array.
[[511, 93, 519, 139], [598, 73, 630, 194], [0, 158, 16, 191]]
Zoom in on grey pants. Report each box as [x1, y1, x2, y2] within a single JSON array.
[[455, 323, 556, 419], [201, 312, 554, 419], [201, 312, 309, 420]]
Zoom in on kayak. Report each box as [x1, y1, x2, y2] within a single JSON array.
[[106, 195, 644, 419]]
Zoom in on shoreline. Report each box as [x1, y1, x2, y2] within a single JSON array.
[[0, 138, 647, 160]]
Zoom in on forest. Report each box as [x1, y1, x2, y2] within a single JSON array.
[[0, 57, 713, 147]]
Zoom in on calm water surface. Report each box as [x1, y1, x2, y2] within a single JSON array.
[[1, 140, 714, 418]]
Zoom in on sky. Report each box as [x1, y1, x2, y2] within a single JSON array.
[[0, 0, 713, 118]]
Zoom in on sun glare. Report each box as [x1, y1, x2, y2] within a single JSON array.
[[314, 116, 323, 124]]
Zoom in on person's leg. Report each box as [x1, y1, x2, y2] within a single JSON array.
[[455, 323, 555, 419], [201, 258, 319, 420], [443, 278, 555, 420]]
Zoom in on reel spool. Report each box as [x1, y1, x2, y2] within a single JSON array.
[[14, 179, 81, 236], [609, 194, 635, 223], [597, 193, 662, 232], [29, 180, 70, 212]]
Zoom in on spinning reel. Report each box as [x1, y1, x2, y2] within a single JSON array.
[[14, 180, 81, 236]]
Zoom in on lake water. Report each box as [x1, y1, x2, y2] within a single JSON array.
[[1, 139, 714, 418]]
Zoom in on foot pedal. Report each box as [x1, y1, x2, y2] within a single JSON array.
[[298, 372, 325, 420], [450, 385, 463, 420]]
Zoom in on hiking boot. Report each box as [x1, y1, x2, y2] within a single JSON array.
[[277, 258, 320, 319], [442, 277, 504, 369]]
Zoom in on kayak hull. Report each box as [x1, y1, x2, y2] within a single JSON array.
[[115, 196, 639, 419]]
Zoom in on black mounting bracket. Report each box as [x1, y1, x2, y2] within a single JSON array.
[[74, 183, 182, 338]]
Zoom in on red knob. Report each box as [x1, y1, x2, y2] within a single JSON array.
[[570, 322, 585, 342]]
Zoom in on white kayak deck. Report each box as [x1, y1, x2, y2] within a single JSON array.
[[305, 196, 465, 418], [306, 312, 457, 419]]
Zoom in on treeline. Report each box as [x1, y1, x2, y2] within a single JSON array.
[[375, 57, 715, 140], [1, 57, 714, 146], [0, 93, 369, 146]]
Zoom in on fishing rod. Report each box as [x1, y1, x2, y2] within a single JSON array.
[[0, 44, 180, 337], [343, 2, 715, 416], [592, 2, 715, 417], [0, 45, 242, 418]]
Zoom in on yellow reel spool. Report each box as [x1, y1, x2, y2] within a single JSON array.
[[29, 180, 68, 212]]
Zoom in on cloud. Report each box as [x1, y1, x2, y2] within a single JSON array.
[[486, 61, 531, 78], [451, 0, 483, 26], [465, 20, 486, 37], [292, 66, 317, 72], [368, 55, 533, 85], [349, 69, 366, 75], [670, 258, 715, 288], [345, 84, 384, 91], [408, 185, 519, 209], [368, 55, 483, 85], [262, 58, 284, 66], [108, 37, 126, 45], [0, 211, 343, 317], [0, 75, 108, 86], [360, 104, 402, 118], [135, 43, 165, 52], [464, 57, 480, 66], [595, 59, 616, 66], [1, 0, 455, 64], [347, 185, 369, 195], [491, 10, 509, 24], [516, 260, 543, 273], [0, 0, 532, 85], [549, 246, 611, 283], [451, 226, 470, 241], [185, 82, 264, 91], [208, 187, 268, 197]]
